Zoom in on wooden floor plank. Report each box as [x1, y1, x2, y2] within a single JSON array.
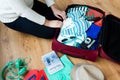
[[0, 0, 120, 80]]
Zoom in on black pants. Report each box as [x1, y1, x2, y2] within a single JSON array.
[[4, 0, 59, 39]]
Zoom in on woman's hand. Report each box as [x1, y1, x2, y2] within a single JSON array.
[[44, 19, 63, 28], [51, 5, 66, 20]]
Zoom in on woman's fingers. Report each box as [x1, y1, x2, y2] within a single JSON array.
[[44, 20, 63, 28]]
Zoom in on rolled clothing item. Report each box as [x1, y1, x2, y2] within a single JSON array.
[[71, 63, 104, 80], [44, 55, 74, 80]]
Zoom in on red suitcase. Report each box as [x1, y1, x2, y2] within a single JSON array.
[[52, 4, 120, 62]]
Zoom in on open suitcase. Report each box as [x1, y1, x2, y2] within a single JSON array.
[[52, 4, 120, 62]]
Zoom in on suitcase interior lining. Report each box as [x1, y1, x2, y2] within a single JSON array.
[[100, 15, 120, 62]]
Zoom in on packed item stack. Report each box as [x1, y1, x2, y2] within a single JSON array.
[[57, 6, 102, 50]]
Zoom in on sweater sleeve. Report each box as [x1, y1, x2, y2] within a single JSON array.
[[44, 0, 55, 7], [5, 0, 45, 25]]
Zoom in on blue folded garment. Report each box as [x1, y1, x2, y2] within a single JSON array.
[[86, 24, 101, 39], [80, 24, 101, 50]]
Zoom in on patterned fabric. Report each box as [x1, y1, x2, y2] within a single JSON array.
[[57, 18, 88, 46], [67, 6, 88, 19], [57, 6, 93, 47]]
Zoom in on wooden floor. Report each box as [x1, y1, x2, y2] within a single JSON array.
[[0, 0, 120, 80]]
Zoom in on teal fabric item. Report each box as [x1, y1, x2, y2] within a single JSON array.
[[44, 55, 74, 80]]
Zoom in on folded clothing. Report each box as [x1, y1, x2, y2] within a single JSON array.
[[67, 6, 88, 20], [57, 17, 93, 47], [44, 55, 74, 80], [86, 24, 101, 39], [80, 24, 101, 50]]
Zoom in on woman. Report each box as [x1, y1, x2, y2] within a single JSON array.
[[0, 0, 66, 39]]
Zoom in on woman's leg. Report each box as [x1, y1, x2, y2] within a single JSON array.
[[4, 0, 59, 39], [5, 17, 57, 39]]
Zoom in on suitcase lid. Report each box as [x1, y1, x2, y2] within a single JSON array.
[[99, 14, 120, 62]]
